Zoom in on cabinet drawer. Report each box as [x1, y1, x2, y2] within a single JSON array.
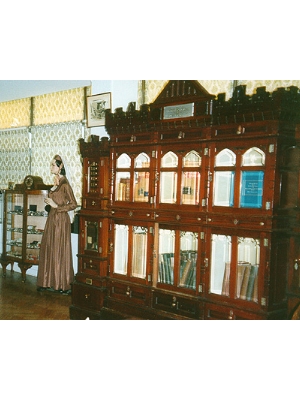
[[110, 208, 153, 220], [205, 302, 264, 320], [108, 280, 150, 307], [84, 198, 102, 209], [152, 291, 198, 318], [72, 282, 106, 311], [206, 213, 271, 230], [79, 256, 108, 276], [83, 197, 108, 210]]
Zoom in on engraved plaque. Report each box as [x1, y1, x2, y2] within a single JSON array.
[[163, 103, 194, 119]]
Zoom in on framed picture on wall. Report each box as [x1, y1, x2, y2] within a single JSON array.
[[86, 92, 112, 127]]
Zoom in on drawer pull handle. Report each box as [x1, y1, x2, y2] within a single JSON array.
[[85, 293, 90, 299], [172, 296, 177, 307]]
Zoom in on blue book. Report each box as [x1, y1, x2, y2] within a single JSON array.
[[240, 171, 264, 208]]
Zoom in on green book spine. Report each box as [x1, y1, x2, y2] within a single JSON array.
[[246, 265, 258, 301], [252, 272, 259, 302], [180, 259, 192, 286], [162, 253, 171, 284]]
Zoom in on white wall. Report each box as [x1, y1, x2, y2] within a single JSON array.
[[89, 80, 139, 138]]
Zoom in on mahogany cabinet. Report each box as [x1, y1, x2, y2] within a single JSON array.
[[70, 80, 300, 319], [69, 136, 111, 319]]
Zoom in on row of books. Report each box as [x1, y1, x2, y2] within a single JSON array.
[[117, 178, 130, 201], [117, 175, 150, 202], [158, 251, 197, 289], [222, 261, 258, 302], [159, 253, 174, 285]]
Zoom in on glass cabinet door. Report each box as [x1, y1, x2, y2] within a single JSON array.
[[213, 149, 236, 207], [210, 234, 232, 295], [212, 147, 266, 209], [115, 153, 131, 202], [134, 153, 150, 203], [113, 224, 128, 275], [236, 237, 259, 302], [158, 227, 198, 290], [115, 151, 152, 204], [160, 152, 178, 204], [179, 231, 198, 289], [158, 228, 175, 285], [240, 147, 265, 209], [113, 223, 149, 280], [25, 192, 48, 263], [85, 221, 99, 251], [181, 151, 201, 206], [5, 192, 24, 260], [210, 233, 260, 303], [159, 150, 202, 206], [131, 226, 147, 278]]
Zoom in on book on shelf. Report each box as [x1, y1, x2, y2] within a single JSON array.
[[117, 178, 130, 201], [221, 262, 231, 296], [159, 251, 197, 288], [236, 262, 251, 298], [246, 265, 258, 301], [252, 272, 259, 302], [179, 259, 192, 286], [240, 171, 264, 208], [159, 253, 174, 284], [238, 263, 259, 301], [159, 254, 165, 283], [186, 264, 196, 289], [239, 264, 251, 300], [179, 251, 197, 289]]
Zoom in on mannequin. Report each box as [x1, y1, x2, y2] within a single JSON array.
[[37, 154, 77, 294]]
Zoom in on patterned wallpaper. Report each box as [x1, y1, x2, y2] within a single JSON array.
[[137, 80, 300, 105], [0, 128, 31, 188], [31, 122, 84, 204]]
